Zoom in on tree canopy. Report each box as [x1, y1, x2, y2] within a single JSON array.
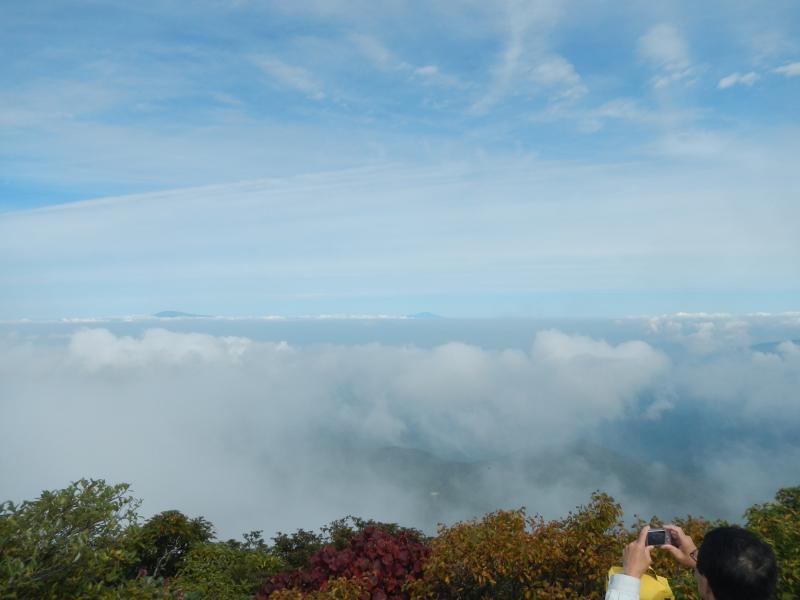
[[1, 479, 797, 599]]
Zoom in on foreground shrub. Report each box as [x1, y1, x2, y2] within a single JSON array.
[[271, 528, 327, 572], [175, 539, 284, 599], [259, 527, 430, 599], [2, 479, 797, 600], [131, 510, 215, 578], [271, 516, 426, 573], [0, 479, 139, 599], [97, 576, 179, 599], [746, 486, 800, 599], [268, 576, 369, 599], [409, 492, 625, 600]]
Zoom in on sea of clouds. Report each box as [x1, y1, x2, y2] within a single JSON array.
[[1, 314, 799, 540]]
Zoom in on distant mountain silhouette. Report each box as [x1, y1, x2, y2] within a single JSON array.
[[407, 312, 445, 319], [335, 441, 720, 530], [152, 310, 211, 318]]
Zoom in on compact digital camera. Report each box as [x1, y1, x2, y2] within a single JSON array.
[[646, 528, 671, 547]]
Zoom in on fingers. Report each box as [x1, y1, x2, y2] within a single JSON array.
[[637, 525, 650, 545], [660, 544, 682, 559], [659, 542, 696, 569], [665, 524, 686, 548], [623, 530, 654, 578], [665, 523, 683, 533]]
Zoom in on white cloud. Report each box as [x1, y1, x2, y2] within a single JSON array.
[[346, 34, 461, 89], [348, 33, 399, 71], [253, 55, 326, 100], [2, 317, 799, 537], [657, 318, 752, 355], [705, 445, 800, 518], [59, 328, 668, 455], [676, 345, 800, 423], [473, 50, 586, 111], [0, 326, 672, 534], [413, 65, 464, 89], [639, 24, 690, 70], [68, 328, 252, 370], [638, 23, 695, 88], [530, 97, 698, 133], [528, 55, 587, 100], [631, 314, 800, 424], [641, 396, 674, 420], [639, 314, 769, 354], [773, 62, 800, 77], [471, 0, 582, 112], [414, 65, 439, 76], [746, 30, 797, 64], [588, 98, 643, 120], [652, 130, 728, 158], [718, 71, 760, 89]]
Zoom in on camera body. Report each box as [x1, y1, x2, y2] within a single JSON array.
[[646, 528, 671, 547]]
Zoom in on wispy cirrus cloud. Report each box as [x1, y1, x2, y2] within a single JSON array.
[[2, 150, 799, 319], [253, 55, 326, 100], [470, 0, 585, 113], [718, 71, 760, 89], [530, 97, 700, 133], [2, 0, 800, 226], [348, 33, 402, 71], [773, 61, 800, 77], [638, 23, 696, 89], [347, 33, 463, 90]]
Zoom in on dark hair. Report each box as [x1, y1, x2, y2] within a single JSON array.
[[697, 526, 777, 600]]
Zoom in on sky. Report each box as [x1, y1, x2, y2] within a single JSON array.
[[1, 0, 799, 319], [1, 1, 799, 540]]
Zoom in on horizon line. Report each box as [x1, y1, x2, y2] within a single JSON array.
[[3, 310, 800, 325]]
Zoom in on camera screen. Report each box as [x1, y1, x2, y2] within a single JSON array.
[[646, 530, 667, 546]]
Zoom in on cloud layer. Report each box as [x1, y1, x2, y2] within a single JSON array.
[[2, 316, 798, 538]]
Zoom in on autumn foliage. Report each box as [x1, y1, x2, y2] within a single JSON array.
[[261, 493, 722, 600], [258, 527, 430, 600], [745, 487, 800, 599], [408, 492, 627, 600], [1, 480, 798, 599]]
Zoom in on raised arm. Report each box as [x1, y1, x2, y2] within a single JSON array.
[[605, 526, 652, 600]]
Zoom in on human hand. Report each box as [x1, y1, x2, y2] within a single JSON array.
[[623, 526, 653, 579], [661, 524, 698, 569]]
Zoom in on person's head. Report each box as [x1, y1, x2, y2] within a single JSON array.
[[695, 526, 777, 600]]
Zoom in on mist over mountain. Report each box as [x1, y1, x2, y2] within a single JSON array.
[[1, 314, 798, 539]]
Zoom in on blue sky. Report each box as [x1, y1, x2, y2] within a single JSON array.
[[1, 0, 799, 318]]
